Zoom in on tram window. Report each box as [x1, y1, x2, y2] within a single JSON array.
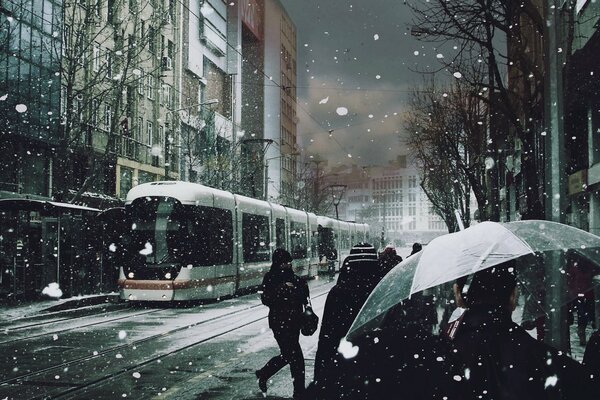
[[242, 213, 271, 262], [186, 207, 233, 266], [311, 229, 318, 258], [340, 231, 350, 250], [290, 221, 307, 259], [276, 218, 285, 249]]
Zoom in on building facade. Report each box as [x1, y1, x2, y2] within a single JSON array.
[[0, 0, 63, 199], [326, 157, 447, 247]]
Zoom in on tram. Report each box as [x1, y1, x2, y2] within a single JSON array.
[[118, 181, 370, 301]]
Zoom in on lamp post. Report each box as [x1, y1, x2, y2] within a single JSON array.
[[165, 99, 219, 180], [329, 184, 347, 220]]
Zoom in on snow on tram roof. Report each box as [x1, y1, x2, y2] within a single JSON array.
[[125, 181, 234, 205]]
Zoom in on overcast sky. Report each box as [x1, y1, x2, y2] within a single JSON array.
[[279, 0, 442, 168]]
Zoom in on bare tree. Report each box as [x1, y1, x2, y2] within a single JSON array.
[[283, 161, 333, 215], [58, 0, 169, 202], [407, 0, 552, 220], [405, 77, 487, 230], [179, 109, 242, 192]]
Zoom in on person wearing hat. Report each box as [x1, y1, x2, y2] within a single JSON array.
[[256, 248, 309, 399], [312, 242, 382, 393]]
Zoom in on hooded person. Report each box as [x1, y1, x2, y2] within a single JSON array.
[[312, 242, 382, 390], [409, 242, 422, 257], [378, 245, 402, 278], [256, 248, 309, 399], [448, 264, 595, 400]]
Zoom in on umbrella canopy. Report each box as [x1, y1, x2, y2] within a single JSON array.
[[348, 220, 600, 339]]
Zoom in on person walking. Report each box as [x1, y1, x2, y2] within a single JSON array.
[[566, 255, 598, 345], [448, 265, 594, 399], [256, 248, 309, 399], [583, 329, 600, 398], [313, 242, 382, 390], [378, 245, 402, 278]]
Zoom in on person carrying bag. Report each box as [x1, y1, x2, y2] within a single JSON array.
[[256, 249, 309, 400]]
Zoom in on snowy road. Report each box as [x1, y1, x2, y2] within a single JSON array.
[[0, 277, 337, 400]]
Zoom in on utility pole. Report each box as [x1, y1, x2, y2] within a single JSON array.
[[306, 158, 325, 212], [544, 0, 567, 351]]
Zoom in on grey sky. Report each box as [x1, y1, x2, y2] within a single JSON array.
[[279, 0, 440, 167]]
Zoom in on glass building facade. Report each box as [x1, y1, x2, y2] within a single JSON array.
[[0, 0, 62, 197]]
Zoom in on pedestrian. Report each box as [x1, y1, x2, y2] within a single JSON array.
[[312, 242, 381, 391], [310, 290, 456, 400], [583, 329, 600, 397], [566, 253, 598, 345], [408, 242, 422, 258], [378, 245, 402, 278], [448, 264, 594, 399], [256, 248, 309, 399]]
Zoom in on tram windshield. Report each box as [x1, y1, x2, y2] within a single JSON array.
[[129, 197, 185, 266], [127, 197, 234, 268]]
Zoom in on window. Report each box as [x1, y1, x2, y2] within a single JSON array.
[[105, 50, 112, 78], [93, 43, 100, 72], [104, 103, 112, 131], [148, 26, 155, 53], [158, 125, 164, 148], [138, 69, 145, 95], [161, 84, 172, 107], [185, 207, 233, 265], [409, 176, 417, 188], [92, 99, 99, 126], [146, 121, 153, 145], [73, 97, 81, 122], [147, 74, 154, 100], [290, 221, 307, 259], [276, 218, 286, 249], [242, 213, 270, 262], [199, 0, 227, 54], [107, 0, 115, 23]]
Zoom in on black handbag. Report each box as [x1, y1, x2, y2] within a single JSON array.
[[301, 297, 319, 336]]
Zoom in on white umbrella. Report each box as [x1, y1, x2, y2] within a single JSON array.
[[347, 220, 600, 339]]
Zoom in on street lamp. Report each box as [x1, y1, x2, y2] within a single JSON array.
[[328, 184, 347, 220]]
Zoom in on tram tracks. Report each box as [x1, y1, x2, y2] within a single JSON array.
[[0, 308, 164, 346], [0, 283, 332, 399]]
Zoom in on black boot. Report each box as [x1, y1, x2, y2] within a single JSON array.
[[255, 370, 267, 393]]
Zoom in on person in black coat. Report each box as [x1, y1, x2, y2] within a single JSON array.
[[448, 265, 594, 400], [256, 248, 309, 399], [312, 243, 383, 390], [583, 329, 600, 397], [378, 246, 402, 278]]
